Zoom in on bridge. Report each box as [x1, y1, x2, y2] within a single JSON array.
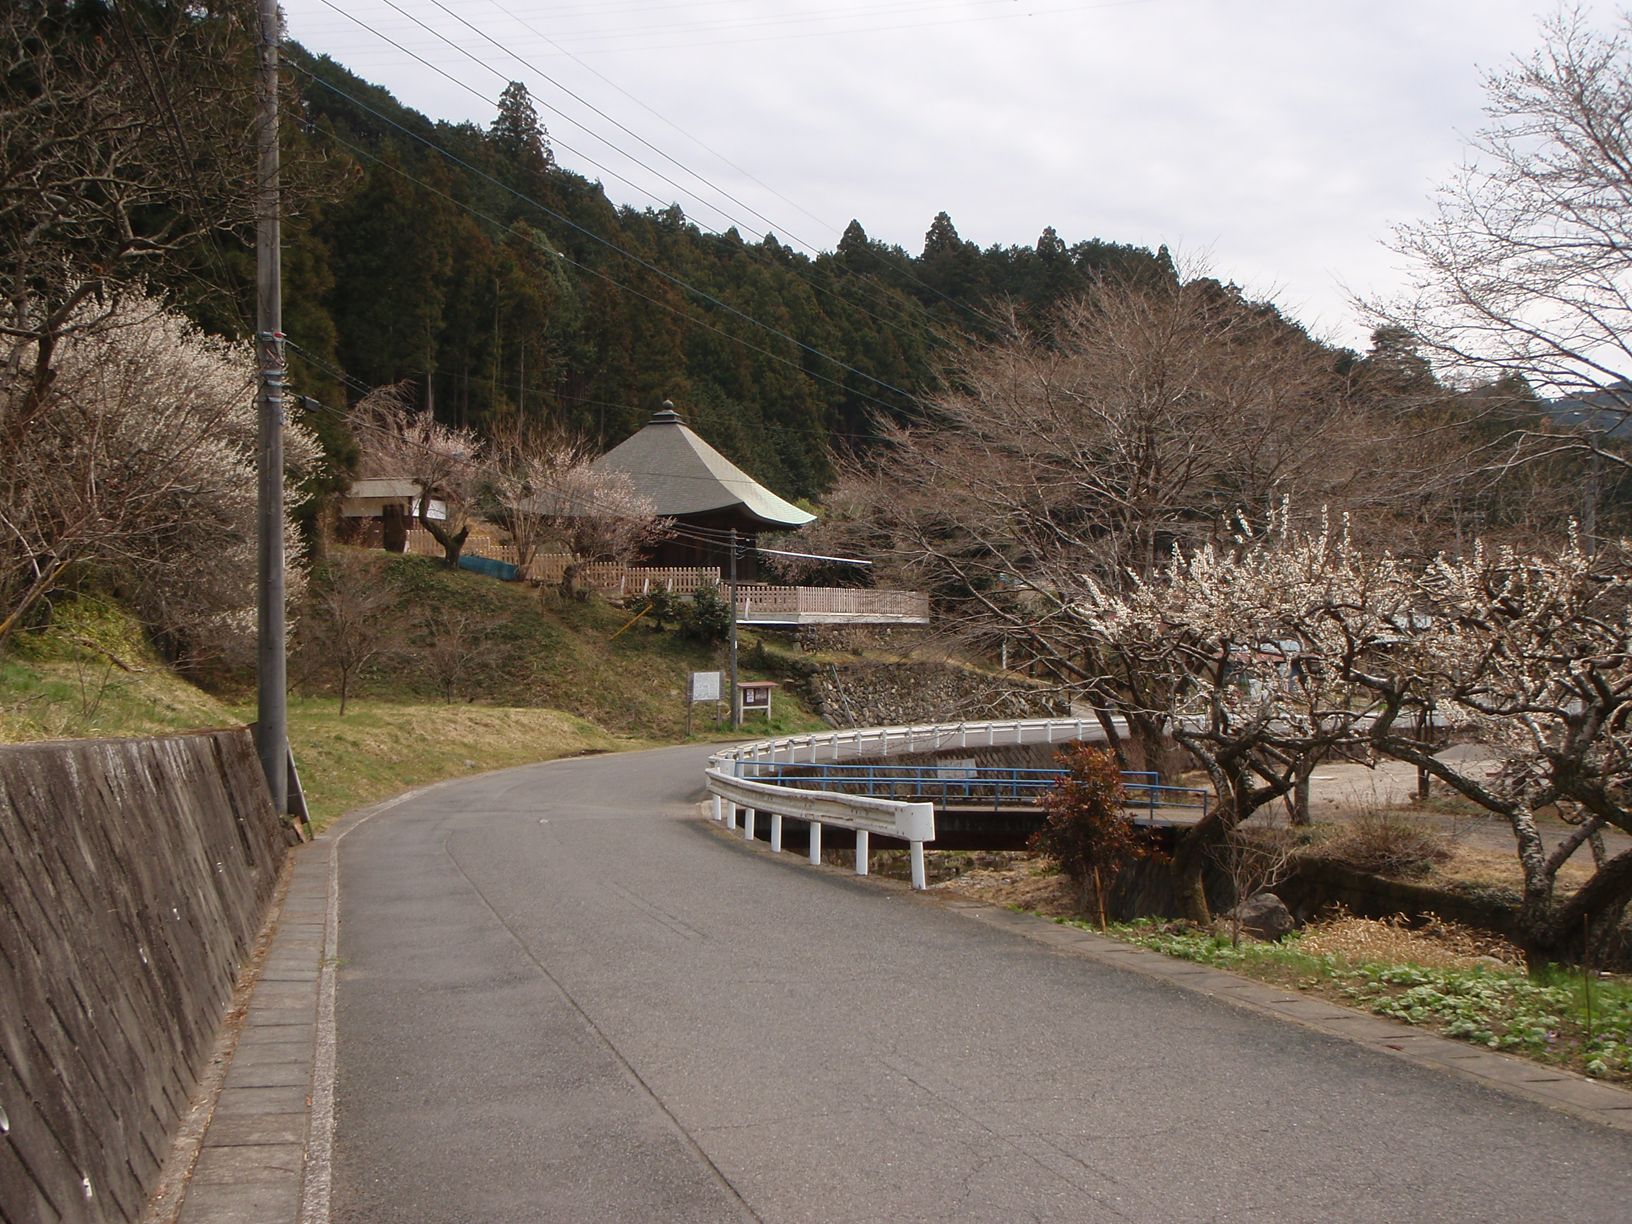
[[737, 760, 1210, 850], [742, 761, 1209, 819]]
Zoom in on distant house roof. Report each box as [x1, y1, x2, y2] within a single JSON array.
[[340, 477, 444, 521], [347, 477, 420, 500], [591, 405, 815, 531]]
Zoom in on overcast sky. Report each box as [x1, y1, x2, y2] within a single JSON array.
[[279, 0, 1613, 351]]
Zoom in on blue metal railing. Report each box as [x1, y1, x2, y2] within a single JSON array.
[[740, 761, 1209, 820]]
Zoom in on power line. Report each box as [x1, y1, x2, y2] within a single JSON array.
[[296, 111, 910, 426], [306, 0, 939, 339], [308, 0, 722, 225], [285, 333, 889, 458], [420, 0, 941, 335], [282, 76, 920, 414], [473, 0, 1001, 327], [286, 339, 823, 549]]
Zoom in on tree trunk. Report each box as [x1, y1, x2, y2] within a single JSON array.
[[1170, 844, 1211, 923], [558, 561, 585, 601], [1289, 756, 1313, 827], [419, 502, 467, 567], [1519, 846, 1632, 971]]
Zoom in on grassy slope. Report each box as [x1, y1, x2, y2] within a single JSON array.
[[315, 550, 829, 739], [0, 553, 832, 827]]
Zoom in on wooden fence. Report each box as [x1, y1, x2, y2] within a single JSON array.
[[0, 729, 289, 1224], [398, 529, 927, 620], [521, 554, 722, 595], [404, 524, 511, 559], [734, 585, 931, 622]]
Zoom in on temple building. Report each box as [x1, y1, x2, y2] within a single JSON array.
[[592, 402, 814, 577]]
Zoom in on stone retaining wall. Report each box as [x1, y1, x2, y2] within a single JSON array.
[[0, 729, 289, 1224], [811, 662, 1067, 729]]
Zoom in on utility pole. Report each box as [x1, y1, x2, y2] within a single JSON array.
[[254, 0, 287, 813], [728, 528, 740, 729]]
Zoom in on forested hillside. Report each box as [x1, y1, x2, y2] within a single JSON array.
[[8, 0, 1626, 683], [191, 44, 1177, 501]]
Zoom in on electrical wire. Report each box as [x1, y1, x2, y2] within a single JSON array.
[[417, 0, 944, 335], [285, 338, 823, 552], [281, 82, 920, 417], [302, 2, 939, 340], [292, 321, 888, 453]]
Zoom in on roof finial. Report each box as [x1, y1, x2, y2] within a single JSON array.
[[653, 399, 683, 424]]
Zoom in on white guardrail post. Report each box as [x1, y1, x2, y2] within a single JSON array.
[[704, 717, 1113, 891]]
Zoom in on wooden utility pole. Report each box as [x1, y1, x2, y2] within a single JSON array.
[[255, 0, 287, 813]]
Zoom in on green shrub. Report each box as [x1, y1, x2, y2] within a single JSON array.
[[680, 586, 731, 644], [630, 586, 681, 631]]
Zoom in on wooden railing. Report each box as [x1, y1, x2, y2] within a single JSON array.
[[734, 585, 930, 621], [398, 531, 927, 620], [522, 554, 722, 595]]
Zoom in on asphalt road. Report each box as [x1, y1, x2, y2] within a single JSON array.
[[331, 743, 1632, 1223]]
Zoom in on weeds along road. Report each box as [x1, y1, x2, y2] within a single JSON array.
[[330, 743, 1632, 1223]]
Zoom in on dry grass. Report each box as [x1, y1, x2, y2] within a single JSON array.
[[256, 696, 633, 829], [1299, 911, 1523, 970], [931, 854, 1078, 916], [1308, 809, 1452, 878]]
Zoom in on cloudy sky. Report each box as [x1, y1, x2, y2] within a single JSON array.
[[278, 0, 1612, 350]]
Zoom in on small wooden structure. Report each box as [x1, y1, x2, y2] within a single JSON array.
[[341, 477, 443, 552], [738, 680, 778, 719]]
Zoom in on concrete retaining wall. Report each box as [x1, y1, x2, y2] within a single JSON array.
[[0, 729, 289, 1224]]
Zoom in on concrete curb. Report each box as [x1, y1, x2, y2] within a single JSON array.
[[705, 812, 1632, 1136]]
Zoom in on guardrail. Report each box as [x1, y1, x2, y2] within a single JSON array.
[[743, 762, 1210, 820], [704, 717, 1133, 889]]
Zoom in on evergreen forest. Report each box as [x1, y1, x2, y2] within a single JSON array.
[[177, 41, 1182, 503]]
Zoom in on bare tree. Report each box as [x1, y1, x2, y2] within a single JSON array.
[[482, 419, 574, 573], [299, 553, 395, 715], [355, 385, 481, 567], [0, 294, 316, 660], [1, 1, 262, 435], [418, 607, 491, 704], [1212, 813, 1301, 948], [1371, 6, 1632, 466], [827, 272, 1414, 768], [527, 446, 664, 601]]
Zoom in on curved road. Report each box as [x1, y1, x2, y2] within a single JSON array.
[[331, 744, 1632, 1222]]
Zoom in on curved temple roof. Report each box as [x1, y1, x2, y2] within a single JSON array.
[[591, 407, 815, 530]]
